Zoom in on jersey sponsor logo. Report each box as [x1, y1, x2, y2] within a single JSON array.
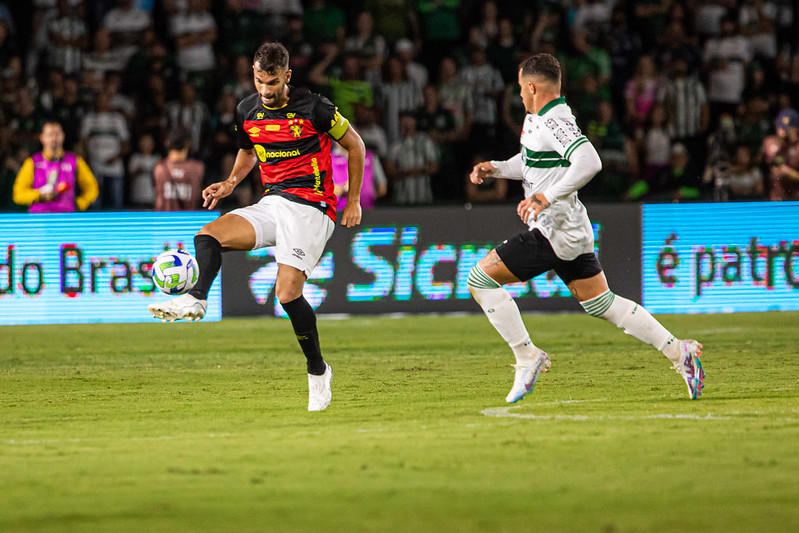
[[265, 124, 280, 131], [257, 112, 265, 119], [255, 146, 302, 162], [248, 126, 260, 135], [287, 113, 296, 118], [310, 157, 322, 195]]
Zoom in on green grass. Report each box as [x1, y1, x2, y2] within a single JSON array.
[[1, 311, 798, 532]]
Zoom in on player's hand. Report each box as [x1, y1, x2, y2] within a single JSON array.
[[517, 193, 550, 222], [340, 201, 362, 228], [469, 161, 497, 184], [202, 180, 235, 210]]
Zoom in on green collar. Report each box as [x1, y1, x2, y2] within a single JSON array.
[[537, 96, 566, 116]]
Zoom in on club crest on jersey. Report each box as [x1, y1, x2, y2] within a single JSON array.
[[289, 118, 304, 138]]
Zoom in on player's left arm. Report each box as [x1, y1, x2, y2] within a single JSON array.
[[334, 125, 365, 228]]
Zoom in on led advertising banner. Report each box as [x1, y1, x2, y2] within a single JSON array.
[[642, 202, 799, 313], [222, 204, 641, 317], [0, 212, 221, 325]]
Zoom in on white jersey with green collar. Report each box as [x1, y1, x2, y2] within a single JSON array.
[[491, 96, 602, 260]]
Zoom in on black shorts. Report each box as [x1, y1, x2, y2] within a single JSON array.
[[495, 228, 603, 285]]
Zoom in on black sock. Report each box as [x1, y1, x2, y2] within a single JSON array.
[[281, 296, 326, 375], [188, 234, 222, 300]]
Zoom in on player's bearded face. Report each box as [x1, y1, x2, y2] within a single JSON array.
[[253, 64, 292, 108]]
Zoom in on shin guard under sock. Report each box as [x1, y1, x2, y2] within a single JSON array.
[[282, 296, 326, 375], [188, 234, 222, 300]]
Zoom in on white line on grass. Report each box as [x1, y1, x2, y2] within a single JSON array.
[[481, 406, 799, 422], [4, 433, 232, 445]]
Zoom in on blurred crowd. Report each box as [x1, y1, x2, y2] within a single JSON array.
[[1, 0, 798, 212]]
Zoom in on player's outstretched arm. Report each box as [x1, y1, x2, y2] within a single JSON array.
[[469, 161, 497, 184], [202, 148, 257, 210], [336, 127, 365, 228]]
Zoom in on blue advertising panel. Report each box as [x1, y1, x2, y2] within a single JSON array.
[[222, 204, 642, 317], [0, 212, 221, 325], [642, 202, 799, 313]]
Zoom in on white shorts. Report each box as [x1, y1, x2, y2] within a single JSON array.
[[230, 195, 335, 277]]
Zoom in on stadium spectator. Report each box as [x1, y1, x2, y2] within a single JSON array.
[[761, 108, 799, 201], [487, 18, 520, 85], [394, 37, 428, 89], [385, 112, 439, 205], [79, 90, 130, 209], [283, 14, 314, 87], [352, 101, 388, 160], [308, 45, 374, 124], [437, 56, 473, 144], [460, 42, 504, 155], [165, 80, 210, 155], [217, 0, 262, 60], [46, 0, 88, 76], [703, 14, 752, 129], [253, 0, 303, 43], [658, 55, 709, 182], [302, 0, 344, 46], [624, 55, 661, 136], [343, 10, 387, 85], [169, 0, 217, 96], [148, 42, 365, 412], [378, 55, 423, 145], [128, 131, 159, 208], [738, 0, 778, 61], [726, 143, 765, 200], [415, 84, 456, 199], [153, 127, 204, 211], [467, 53, 704, 405], [82, 29, 125, 87], [100, 0, 153, 64], [13, 119, 98, 212], [409, 0, 462, 72], [8, 89, 44, 154]]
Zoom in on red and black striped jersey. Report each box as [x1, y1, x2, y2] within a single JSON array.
[[234, 86, 350, 220]]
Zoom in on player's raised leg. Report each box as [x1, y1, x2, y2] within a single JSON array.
[[468, 250, 550, 403], [148, 213, 255, 322], [571, 272, 704, 399], [275, 264, 332, 411]]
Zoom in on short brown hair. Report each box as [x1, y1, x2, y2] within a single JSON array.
[[519, 53, 561, 84], [253, 42, 290, 74]]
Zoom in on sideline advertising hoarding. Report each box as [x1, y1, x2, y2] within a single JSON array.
[[0, 212, 221, 325], [642, 202, 799, 313], [222, 204, 641, 317]]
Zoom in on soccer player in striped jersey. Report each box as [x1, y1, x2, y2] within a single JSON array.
[[149, 42, 365, 411], [468, 54, 704, 403]]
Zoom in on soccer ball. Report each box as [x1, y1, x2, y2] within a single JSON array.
[[152, 249, 199, 295]]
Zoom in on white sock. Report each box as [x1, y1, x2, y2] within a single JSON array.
[[468, 265, 539, 364], [581, 290, 680, 362]]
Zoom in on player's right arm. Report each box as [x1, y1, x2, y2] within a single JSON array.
[[202, 148, 257, 210], [469, 153, 523, 184]]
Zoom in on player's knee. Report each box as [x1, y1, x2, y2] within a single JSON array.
[[467, 263, 501, 294], [579, 289, 616, 318]]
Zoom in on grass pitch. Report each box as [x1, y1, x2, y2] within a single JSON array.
[[2, 311, 798, 532]]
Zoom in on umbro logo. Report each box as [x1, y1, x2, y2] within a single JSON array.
[[292, 248, 305, 258]]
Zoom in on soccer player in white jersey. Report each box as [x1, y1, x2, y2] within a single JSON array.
[[468, 54, 705, 402]]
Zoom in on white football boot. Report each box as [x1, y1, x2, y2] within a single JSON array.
[[148, 293, 207, 322], [671, 339, 705, 399], [506, 351, 551, 403], [308, 364, 332, 411]]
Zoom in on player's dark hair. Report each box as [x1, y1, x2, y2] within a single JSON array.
[[519, 53, 561, 84], [253, 42, 290, 73]]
